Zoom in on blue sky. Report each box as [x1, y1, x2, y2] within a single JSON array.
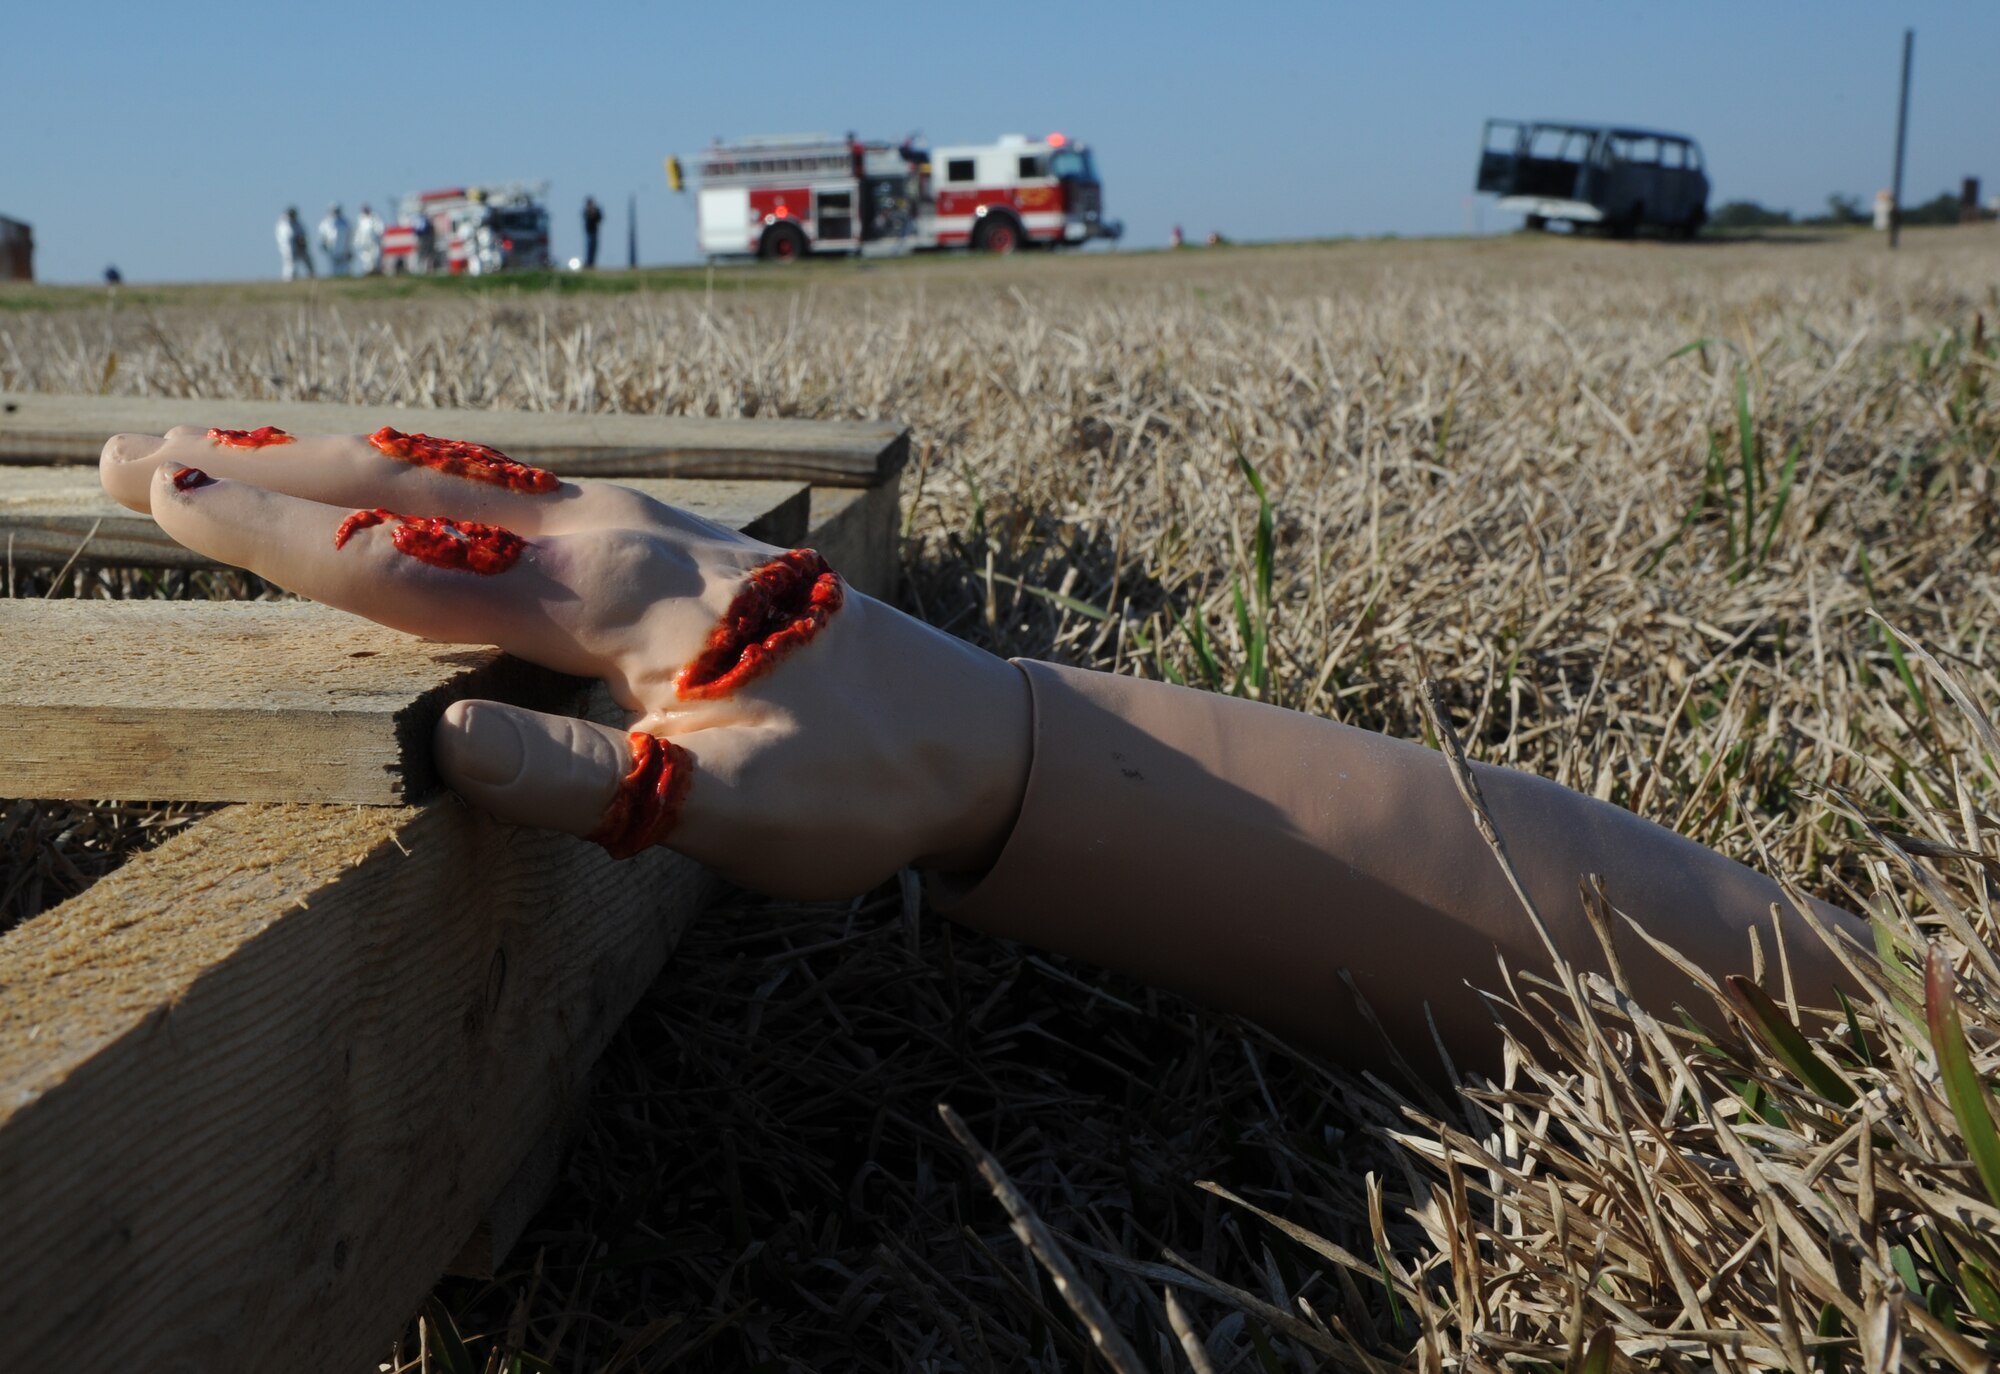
[[4, 2, 1992, 283]]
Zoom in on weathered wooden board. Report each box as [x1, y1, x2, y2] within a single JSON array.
[[807, 477, 902, 603], [2, 601, 587, 804], [0, 392, 907, 487], [0, 469, 812, 570], [0, 789, 717, 1373]]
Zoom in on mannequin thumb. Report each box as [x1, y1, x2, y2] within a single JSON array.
[[434, 699, 637, 839]]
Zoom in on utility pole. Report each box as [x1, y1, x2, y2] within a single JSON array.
[[628, 193, 638, 269], [1890, 27, 1914, 250]]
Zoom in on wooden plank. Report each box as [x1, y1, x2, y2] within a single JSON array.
[[1, 601, 588, 804], [0, 785, 718, 1372], [0, 392, 907, 487], [0, 470, 812, 570], [806, 476, 902, 602]]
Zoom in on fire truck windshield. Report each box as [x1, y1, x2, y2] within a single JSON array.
[[1050, 149, 1097, 182]]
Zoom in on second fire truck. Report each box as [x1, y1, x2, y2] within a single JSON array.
[[381, 183, 553, 275], [692, 133, 1120, 261]]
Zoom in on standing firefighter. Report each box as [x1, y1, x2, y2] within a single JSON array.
[[582, 195, 604, 268], [318, 204, 352, 276], [353, 204, 385, 275], [276, 207, 313, 281]]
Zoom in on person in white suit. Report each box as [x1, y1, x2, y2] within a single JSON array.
[[317, 204, 353, 277], [353, 204, 385, 276]]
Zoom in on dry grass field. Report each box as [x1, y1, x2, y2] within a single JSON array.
[[7, 227, 2000, 1370]]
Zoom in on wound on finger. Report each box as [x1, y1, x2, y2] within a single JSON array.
[[368, 426, 561, 494], [208, 426, 296, 449], [587, 732, 694, 860], [333, 507, 526, 575]]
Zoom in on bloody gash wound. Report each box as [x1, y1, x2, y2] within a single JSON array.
[[676, 550, 844, 700], [333, 507, 526, 575], [587, 732, 694, 860], [368, 426, 561, 494], [171, 466, 215, 492], [207, 426, 295, 449]]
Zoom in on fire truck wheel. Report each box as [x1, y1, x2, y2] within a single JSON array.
[[760, 223, 808, 263], [973, 217, 1021, 255]]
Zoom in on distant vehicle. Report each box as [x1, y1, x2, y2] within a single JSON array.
[[695, 135, 920, 261], [1476, 121, 1709, 238], [690, 131, 1121, 261], [921, 133, 1121, 253], [0, 214, 32, 282], [381, 183, 552, 275]]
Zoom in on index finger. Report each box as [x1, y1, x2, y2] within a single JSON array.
[[100, 424, 646, 535], [148, 462, 627, 678]]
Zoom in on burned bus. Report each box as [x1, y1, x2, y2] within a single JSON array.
[[1476, 120, 1709, 238]]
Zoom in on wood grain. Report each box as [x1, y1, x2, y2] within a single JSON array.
[[1, 601, 591, 804], [806, 476, 902, 602], [0, 469, 812, 570], [0, 794, 717, 1372], [0, 392, 907, 487]]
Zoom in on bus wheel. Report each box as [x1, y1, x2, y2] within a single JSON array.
[[973, 217, 1020, 254], [1608, 204, 1641, 239], [1525, 214, 1548, 232], [760, 224, 808, 263]]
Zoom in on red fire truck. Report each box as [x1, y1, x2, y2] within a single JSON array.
[[692, 132, 1119, 260], [920, 133, 1119, 252], [381, 183, 552, 275]]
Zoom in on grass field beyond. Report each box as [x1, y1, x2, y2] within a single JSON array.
[[5, 228, 2000, 1371]]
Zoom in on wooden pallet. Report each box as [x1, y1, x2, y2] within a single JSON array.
[[0, 399, 906, 1371], [0, 392, 905, 487]]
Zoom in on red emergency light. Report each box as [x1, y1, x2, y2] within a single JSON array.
[[1047, 132, 1067, 148]]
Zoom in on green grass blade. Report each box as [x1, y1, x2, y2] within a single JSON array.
[[422, 1297, 475, 1374], [1756, 438, 1803, 567], [986, 571, 1110, 621], [1723, 976, 1858, 1106], [1925, 946, 2000, 1209], [1572, 1325, 1614, 1374], [1837, 988, 1876, 1069], [1958, 1256, 2000, 1325], [1816, 1302, 1845, 1374], [1735, 372, 1759, 556]]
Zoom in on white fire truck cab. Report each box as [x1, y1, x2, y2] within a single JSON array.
[[381, 182, 553, 275], [692, 131, 1119, 260], [919, 133, 1120, 252]]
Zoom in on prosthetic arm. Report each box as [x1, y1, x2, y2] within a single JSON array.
[[102, 428, 1865, 1068]]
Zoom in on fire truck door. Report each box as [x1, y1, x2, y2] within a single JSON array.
[[817, 190, 854, 244]]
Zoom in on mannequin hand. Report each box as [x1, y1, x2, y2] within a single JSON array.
[[100, 425, 1031, 898]]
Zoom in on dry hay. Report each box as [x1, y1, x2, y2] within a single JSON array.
[[6, 229, 2000, 1369]]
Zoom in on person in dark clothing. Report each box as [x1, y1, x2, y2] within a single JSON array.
[[582, 196, 604, 268]]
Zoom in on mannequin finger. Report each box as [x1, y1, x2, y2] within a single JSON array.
[[437, 700, 716, 860], [435, 700, 634, 838], [101, 426, 624, 535], [150, 465, 598, 672]]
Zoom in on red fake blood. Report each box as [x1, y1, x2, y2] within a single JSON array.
[[676, 549, 844, 701], [587, 732, 694, 860], [171, 465, 215, 492], [332, 506, 526, 575], [207, 426, 295, 449], [368, 426, 560, 494]]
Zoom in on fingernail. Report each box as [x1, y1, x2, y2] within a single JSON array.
[[439, 701, 524, 787], [171, 466, 214, 492], [101, 433, 166, 464]]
